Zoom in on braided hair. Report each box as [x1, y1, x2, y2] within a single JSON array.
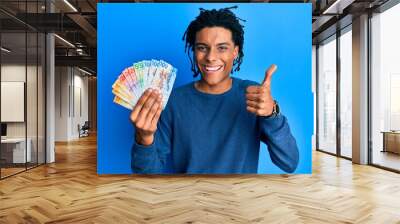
[[182, 6, 245, 77]]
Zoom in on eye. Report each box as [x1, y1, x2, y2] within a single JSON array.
[[196, 46, 207, 52], [218, 46, 228, 52]]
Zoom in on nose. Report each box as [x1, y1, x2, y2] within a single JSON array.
[[205, 47, 217, 62]]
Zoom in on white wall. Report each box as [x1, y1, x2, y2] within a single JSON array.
[[54, 66, 89, 141], [55, 66, 69, 141], [72, 72, 89, 138]]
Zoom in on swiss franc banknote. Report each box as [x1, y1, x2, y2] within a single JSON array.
[[112, 59, 177, 110]]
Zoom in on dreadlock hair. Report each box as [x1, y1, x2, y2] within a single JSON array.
[[182, 6, 245, 78]]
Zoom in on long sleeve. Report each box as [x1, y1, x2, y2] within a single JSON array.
[[132, 78, 300, 174], [259, 114, 299, 173], [131, 103, 173, 174]]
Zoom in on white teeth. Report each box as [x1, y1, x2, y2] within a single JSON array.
[[205, 66, 222, 71]]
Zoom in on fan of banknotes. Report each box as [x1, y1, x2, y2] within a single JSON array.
[[112, 59, 177, 110]]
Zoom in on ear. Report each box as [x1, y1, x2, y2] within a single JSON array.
[[233, 46, 239, 59]]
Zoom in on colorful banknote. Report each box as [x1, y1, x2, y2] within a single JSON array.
[[112, 59, 177, 110]]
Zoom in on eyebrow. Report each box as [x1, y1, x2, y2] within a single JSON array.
[[195, 42, 231, 47]]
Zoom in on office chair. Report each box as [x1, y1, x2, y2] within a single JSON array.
[[79, 121, 90, 138]]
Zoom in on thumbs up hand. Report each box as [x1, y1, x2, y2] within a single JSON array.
[[246, 64, 277, 117]]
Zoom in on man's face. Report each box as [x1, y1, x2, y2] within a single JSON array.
[[194, 27, 239, 87]]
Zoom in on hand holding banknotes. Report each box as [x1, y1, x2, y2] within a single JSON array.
[[111, 59, 177, 146], [130, 88, 163, 146]]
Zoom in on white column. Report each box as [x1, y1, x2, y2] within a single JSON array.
[[352, 14, 369, 164], [46, 33, 55, 163], [312, 45, 317, 150], [46, 1, 55, 163]]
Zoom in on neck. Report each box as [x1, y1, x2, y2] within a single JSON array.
[[195, 77, 232, 94]]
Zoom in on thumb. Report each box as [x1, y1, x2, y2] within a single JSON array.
[[262, 64, 277, 87]]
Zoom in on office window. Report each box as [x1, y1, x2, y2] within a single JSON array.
[[371, 2, 400, 171], [317, 35, 337, 154], [339, 27, 352, 158], [1, 30, 28, 178], [0, 1, 46, 179]]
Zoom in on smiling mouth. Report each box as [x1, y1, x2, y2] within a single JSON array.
[[204, 65, 223, 72]]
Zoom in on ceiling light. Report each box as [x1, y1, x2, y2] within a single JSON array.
[[54, 34, 75, 48], [63, 0, 78, 12], [322, 0, 355, 15], [1, 47, 11, 53], [78, 67, 93, 76]]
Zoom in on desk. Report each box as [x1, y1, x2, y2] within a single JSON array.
[[1, 138, 31, 163], [381, 131, 400, 154]]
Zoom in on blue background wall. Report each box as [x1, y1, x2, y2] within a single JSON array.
[[98, 3, 312, 174]]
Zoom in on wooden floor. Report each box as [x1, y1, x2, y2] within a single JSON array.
[[372, 150, 400, 171], [1, 163, 46, 178], [1, 135, 400, 223], [0, 167, 26, 178]]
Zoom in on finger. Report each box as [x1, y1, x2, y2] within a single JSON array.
[[246, 105, 260, 115], [150, 106, 163, 131], [246, 93, 264, 102], [130, 89, 153, 122], [262, 64, 277, 87], [140, 91, 159, 117], [134, 91, 159, 127], [246, 100, 265, 109], [247, 105, 268, 116], [143, 99, 161, 130], [246, 85, 261, 94]]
